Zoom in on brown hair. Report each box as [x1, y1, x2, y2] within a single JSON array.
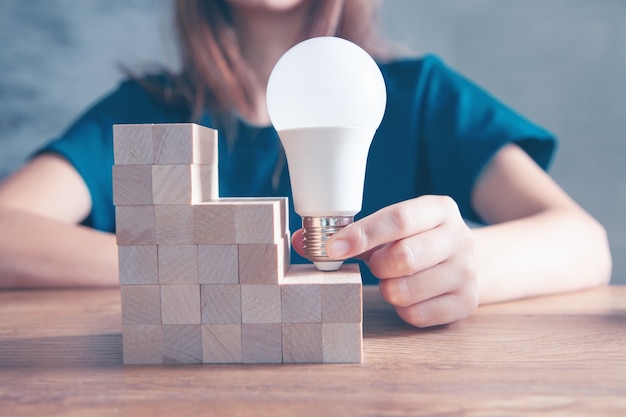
[[171, 0, 389, 123]]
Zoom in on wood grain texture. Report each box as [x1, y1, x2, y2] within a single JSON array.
[[151, 164, 193, 205], [282, 323, 323, 363], [155, 205, 195, 245], [322, 322, 362, 363], [194, 203, 236, 244], [162, 324, 202, 364], [122, 325, 163, 364], [120, 285, 161, 325], [238, 237, 289, 285], [2, 286, 626, 416], [112, 164, 153, 205], [234, 198, 285, 244], [197, 244, 239, 284], [201, 284, 241, 324], [117, 245, 158, 285], [157, 245, 198, 284], [241, 323, 283, 364], [113, 124, 154, 165], [160, 284, 201, 325], [321, 264, 362, 323], [153, 123, 217, 165], [115, 205, 156, 246], [202, 324, 242, 364], [240, 285, 281, 324]]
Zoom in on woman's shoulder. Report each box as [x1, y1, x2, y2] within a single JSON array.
[[376, 54, 454, 97]]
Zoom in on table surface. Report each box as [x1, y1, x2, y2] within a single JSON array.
[[1, 285, 625, 417]]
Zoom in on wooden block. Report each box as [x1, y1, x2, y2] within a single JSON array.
[[194, 203, 236, 244], [155, 205, 195, 245], [282, 323, 323, 363], [118, 245, 158, 285], [153, 123, 218, 165], [241, 323, 282, 364], [162, 324, 202, 364], [158, 245, 198, 284], [241, 285, 281, 323], [191, 164, 218, 203], [121, 325, 162, 364], [161, 284, 201, 324], [112, 165, 153, 205], [322, 322, 362, 363], [321, 263, 363, 323], [238, 236, 289, 285], [198, 244, 238, 284], [202, 324, 242, 363], [201, 284, 241, 324], [234, 198, 286, 244], [115, 205, 156, 246], [120, 285, 161, 325], [113, 124, 153, 165], [152, 165, 193, 205], [281, 267, 322, 323]]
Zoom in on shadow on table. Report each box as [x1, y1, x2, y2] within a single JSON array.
[[0, 333, 122, 368]]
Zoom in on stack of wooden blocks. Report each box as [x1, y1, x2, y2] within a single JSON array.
[[113, 123, 363, 364]]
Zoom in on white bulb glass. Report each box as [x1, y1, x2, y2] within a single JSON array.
[[266, 36, 387, 271]]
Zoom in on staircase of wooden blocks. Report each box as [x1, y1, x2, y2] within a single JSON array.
[[113, 123, 363, 364]]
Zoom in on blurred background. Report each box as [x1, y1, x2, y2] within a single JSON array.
[[1, 0, 624, 283]]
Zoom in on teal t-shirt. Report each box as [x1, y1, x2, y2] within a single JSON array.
[[36, 56, 556, 284]]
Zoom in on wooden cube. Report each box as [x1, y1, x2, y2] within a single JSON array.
[[155, 205, 195, 245], [234, 198, 287, 244], [191, 164, 218, 203], [321, 263, 362, 323], [282, 323, 323, 363], [113, 124, 153, 165], [163, 324, 202, 364], [161, 284, 201, 324], [202, 324, 242, 363], [198, 244, 239, 284], [120, 285, 161, 325], [122, 325, 163, 364], [241, 285, 281, 323], [201, 284, 241, 324], [153, 123, 218, 165], [152, 165, 193, 205], [115, 205, 156, 246], [241, 323, 282, 364], [322, 322, 363, 363], [194, 203, 236, 244], [238, 236, 289, 285], [118, 245, 158, 285], [281, 268, 322, 323], [158, 245, 198, 284], [112, 165, 153, 205]]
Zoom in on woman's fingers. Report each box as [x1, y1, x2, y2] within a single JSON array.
[[393, 285, 480, 328], [326, 195, 459, 260]]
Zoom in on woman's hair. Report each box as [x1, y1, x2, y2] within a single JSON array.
[[171, 0, 388, 123]]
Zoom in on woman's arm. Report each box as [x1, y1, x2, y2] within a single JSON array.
[[294, 143, 612, 327], [471, 143, 612, 303], [0, 154, 119, 288]]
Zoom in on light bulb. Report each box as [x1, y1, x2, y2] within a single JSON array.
[[266, 36, 387, 271]]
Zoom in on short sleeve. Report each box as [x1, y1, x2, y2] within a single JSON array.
[[32, 77, 188, 232], [418, 56, 557, 223]]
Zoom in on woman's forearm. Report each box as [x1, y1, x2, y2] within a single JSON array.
[[473, 208, 612, 304], [0, 208, 119, 288]]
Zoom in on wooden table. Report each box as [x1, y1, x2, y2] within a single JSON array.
[[1, 286, 625, 416]]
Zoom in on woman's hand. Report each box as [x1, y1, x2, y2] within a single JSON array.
[[292, 195, 479, 327]]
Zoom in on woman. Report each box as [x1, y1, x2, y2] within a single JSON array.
[[0, 0, 611, 327]]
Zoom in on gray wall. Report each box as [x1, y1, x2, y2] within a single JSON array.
[[1, 1, 624, 284]]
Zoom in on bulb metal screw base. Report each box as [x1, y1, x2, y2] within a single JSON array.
[[302, 216, 353, 271]]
